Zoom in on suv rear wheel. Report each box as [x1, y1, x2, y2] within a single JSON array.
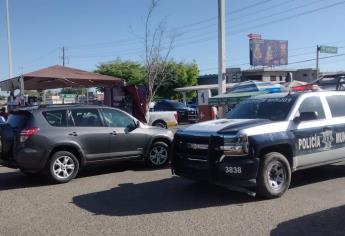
[[146, 141, 169, 168], [256, 152, 291, 198], [46, 151, 79, 183]]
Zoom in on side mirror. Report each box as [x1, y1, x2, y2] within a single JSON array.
[[294, 111, 318, 123], [126, 120, 140, 133]]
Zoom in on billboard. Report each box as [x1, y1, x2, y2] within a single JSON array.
[[250, 39, 288, 66]]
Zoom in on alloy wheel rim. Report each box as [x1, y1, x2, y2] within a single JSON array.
[[267, 161, 286, 191], [149, 146, 168, 165], [53, 156, 75, 179]]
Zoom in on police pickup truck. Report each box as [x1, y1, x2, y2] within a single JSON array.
[[172, 91, 345, 198]]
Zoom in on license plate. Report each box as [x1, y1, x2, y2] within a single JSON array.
[[224, 166, 242, 174]]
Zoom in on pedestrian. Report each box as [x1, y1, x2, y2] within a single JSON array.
[[0, 107, 8, 120]]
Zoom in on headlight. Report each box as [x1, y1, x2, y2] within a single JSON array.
[[219, 135, 249, 156]]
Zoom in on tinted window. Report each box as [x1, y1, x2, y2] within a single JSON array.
[[297, 96, 325, 119], [326, 95, 345, 117], [7, 112, 31, 129], [42, 110, 67, 127], [154, 102, 168, 111], [69, 109, 102, 127], [102, 109, 135, 128], [155, 101, 187, 111], [170, 102, 186, 110], [226, 96, 296, 121]]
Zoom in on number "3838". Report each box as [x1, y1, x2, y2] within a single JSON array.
[[225, 166, 242, 174]]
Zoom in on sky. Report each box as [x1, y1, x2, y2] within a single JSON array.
[[1, 0, 345, 82]]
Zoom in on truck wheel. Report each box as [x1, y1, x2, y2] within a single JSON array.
[[153, 121, 167, 129], [146, 141, 170, 168], [45, 151, 79, 184], [256, 152, 291, 199]]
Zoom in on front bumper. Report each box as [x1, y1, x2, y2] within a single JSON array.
[[172, 134, 260, 189], [173, 156, 259, 185]]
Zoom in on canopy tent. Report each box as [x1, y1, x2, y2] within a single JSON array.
[[0, 65, 124, 91], [208, 91, 266, 106]]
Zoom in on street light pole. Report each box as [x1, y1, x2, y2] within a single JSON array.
[[218, 0, 226, 117], [6, 0, 13, 79], [218, 0, 226, 95]]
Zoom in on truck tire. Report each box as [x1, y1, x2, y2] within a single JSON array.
[[256, 152, 291, 199], [45, 151, 80, 184], [146, 141, 170, 168], [152, 121, 167, 129]]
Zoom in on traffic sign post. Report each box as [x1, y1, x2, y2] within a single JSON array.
[[316, 45, 338, 79], [319, 45, 338, 54]]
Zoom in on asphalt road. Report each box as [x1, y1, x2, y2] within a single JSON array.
[[0, 161, 345, 236]]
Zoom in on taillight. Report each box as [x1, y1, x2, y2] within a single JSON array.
[[174, 112, 178, 122], [20, 128, 39, 143]]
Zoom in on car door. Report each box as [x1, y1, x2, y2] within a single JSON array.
[[291, 95, 333, 168], [67, 108, 110, 160], [325, 94, 345, 161], [101, 108, 148, 158]]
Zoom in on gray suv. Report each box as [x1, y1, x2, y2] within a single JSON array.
[[0, 104, 173, 183]]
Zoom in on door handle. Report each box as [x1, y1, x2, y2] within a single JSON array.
[[109, 131, 117, 136], [68, 132, 78, 136]]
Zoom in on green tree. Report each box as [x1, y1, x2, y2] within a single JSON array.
[[156, 61, 199, 100], [95, 59, 144, 86]]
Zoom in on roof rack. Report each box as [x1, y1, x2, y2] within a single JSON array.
[[37, 103, 104, 109]]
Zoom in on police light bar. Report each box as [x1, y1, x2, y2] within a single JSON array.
[[291, 84, 319, 92]]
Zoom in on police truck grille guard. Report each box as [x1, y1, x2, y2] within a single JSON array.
[[173, 134, 223, 182]]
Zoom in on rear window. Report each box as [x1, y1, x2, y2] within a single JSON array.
[[326, 95, 345, 117], [7, 112, 31, 130], [42, 110, 67, 127]]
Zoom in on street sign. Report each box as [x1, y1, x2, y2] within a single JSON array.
[[198, 89, 211, 105], [319, 45, 338, 54]]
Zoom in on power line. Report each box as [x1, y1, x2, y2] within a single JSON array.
[[67, 0, 276, 50], [232, 0, 345, 34], [289, 53, 345, 65], [172, 0, 345, 47], [79, 0, 344, 58], [21, 47, 59, 68], [68, 0, 338, 53]]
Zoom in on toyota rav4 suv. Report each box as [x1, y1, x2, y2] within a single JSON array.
[[0, 104, 173, 183], [172, 91, 345, 198]]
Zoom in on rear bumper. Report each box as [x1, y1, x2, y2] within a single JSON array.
[[0, 148, 47, 172]]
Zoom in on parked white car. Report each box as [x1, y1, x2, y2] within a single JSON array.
[[147, 102, 178, 128]]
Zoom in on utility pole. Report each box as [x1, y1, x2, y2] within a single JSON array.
[[316, 45, 320, 80], [6, 0, 13, 79], [62, 47, 66, 66], [218, 0, 226, 117]]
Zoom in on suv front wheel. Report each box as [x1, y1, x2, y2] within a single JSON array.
[[146, 141, 170, 168], [256, 152, 291, 198], [46, 151, 80, 183]]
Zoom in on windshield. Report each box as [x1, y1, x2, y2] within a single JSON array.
[[226, 97, 297, 121]]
